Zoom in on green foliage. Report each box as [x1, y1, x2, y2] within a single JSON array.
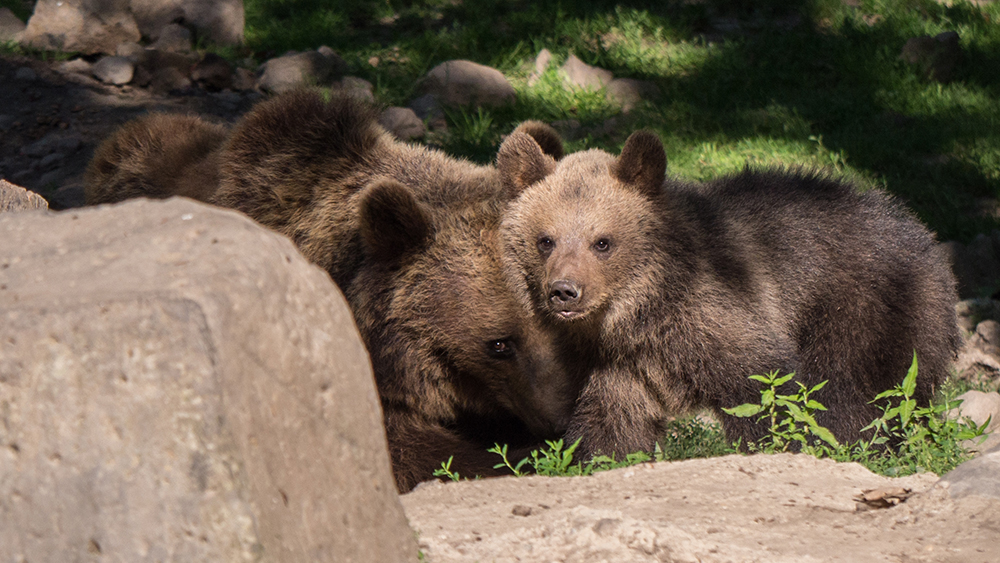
[[723, 370, 840, 454], [725, 354, 991, 477], [657, 416, 736, 460], [432, 456, 462, 482], [240, 0, 1000, 246]]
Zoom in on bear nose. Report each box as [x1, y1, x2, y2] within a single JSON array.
[[549, 280, 582, 304]]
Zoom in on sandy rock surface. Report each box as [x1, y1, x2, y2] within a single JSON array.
[[403, 453, 999, 563]]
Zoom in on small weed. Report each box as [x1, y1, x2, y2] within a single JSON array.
[[432, 456, 462, 482]]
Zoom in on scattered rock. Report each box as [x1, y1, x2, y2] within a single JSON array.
[[949, 390, 1000, 452], [191, 52, 234, 91], [22, 0, 141, 55], [0, 197, 416, 561], [528, 48, 553, 86], [561, 53, 614, 90], [380, 107, 426, 141], [940, 446, 1000, 499], [231, 67, 256, 91], [420, 60, 516, 108], [409, 93, 444, 121], [0, 7, 25, 42], [149, 23, 191, 53], [38, 152, 66, 169], [0, 179, 48, 212], [129, 0, 244, 46], [115, 41, 145, 62], [57, 58, 92, 75], [20, 133, 82, 159], [333, 76, 375, 102], [606, 77, 660, 113], [900, 31, 962, 83], [257, 49, 346, 94], [91, 56, 135, 86]]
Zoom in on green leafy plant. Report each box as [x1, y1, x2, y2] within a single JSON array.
[[432, 456, 462, 482], [723, 370, 840, 454]]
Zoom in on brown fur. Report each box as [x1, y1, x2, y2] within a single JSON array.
[[85, 114, 228, 204], [209, 91, 576, 491], [499, 130, 961, 458]]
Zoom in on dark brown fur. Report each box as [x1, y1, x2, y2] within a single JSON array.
[[499, 130, 961, 458], [86, 91, 576, 491], [85, 114, 228, 205]]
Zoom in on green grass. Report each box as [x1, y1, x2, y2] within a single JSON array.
[[238, 0, 1000, 245]]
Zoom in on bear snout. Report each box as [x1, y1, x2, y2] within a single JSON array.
[[549, 280, 586, 318]]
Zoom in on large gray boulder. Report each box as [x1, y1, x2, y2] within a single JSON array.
[[22, 0, 141, 55], [0, 198, 416, 562], [21, 0, 243, 54]]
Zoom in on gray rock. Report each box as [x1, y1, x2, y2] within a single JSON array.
[[36, 168, 66, 188], [940, 447, 1000, 499], [91, 55, 135, 85], [14, 66, 36, 81], [0, 198, 416, 561], [115, 40, 145, 62], [231, 67, 256, 91], [409, 93, 443, 120], [149, 22, 191, 52], [606, 78, 660, 113], [258, 49, 346, 94], [561, 54, 613, 91], [977, 320, 1000, 347], [528, 48, 553, 86], [420, 60, 516, 108], [380, 107, 426, 141], [949, 391, 1000, 453], [130, 0, 244, 46], [0, 179, 48, 212], [20, 133, 82, 158], [22, 0, 141, 55], [57, 57, 93, 74], [0, 7, 25, 42], [191, 52, 234, 91], [335, 75, 375, 102]]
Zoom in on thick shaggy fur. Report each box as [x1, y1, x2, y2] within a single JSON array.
[[85, 91, 575, 491], [85, 114, 228, 204], [498, 130, 961, 459]]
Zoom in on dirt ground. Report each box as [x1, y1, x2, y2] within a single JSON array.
[[0, 54, 256, 209], [402, 453, 1000, 563]]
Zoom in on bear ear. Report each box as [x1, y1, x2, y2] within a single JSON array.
[[511, 120, 564, 161], [496, 131, 557, 198], [359, 179, 433, 263], [610, 131, 666, 198]]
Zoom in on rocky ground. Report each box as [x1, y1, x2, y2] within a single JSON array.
[[0, 53, 259, 209]]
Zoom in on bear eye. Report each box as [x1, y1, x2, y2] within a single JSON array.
[[537, 236, 555, 254], [593, 238, 612, 252], [485, 339, 516, 360]]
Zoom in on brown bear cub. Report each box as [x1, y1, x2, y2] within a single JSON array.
[[85, 114, 229, 205], [498, 130, 961, 459], [85, 92, 577, 491]]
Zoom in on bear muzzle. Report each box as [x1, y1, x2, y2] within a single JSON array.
[[548, 279, 587, 319]]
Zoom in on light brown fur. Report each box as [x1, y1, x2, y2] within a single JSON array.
[[499, 130, 961, 458]]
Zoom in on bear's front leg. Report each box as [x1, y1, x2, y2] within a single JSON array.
[[563, 366, 668, 460]]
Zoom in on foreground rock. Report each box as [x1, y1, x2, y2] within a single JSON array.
[[0, 180, 48, 212], [0, 198, 415, 562], [403, 453, 999, 562]]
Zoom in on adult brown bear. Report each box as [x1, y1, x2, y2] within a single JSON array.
[[498, 130, 961, 459], [85, 92, 578, 491]]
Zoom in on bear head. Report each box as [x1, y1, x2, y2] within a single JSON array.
[[498, 130, 670, 328]]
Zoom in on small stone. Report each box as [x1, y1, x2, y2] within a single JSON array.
[[335, 76, 375, 102], [419, 60, 516, 108], [115, 41, 146, 63], [379, 107, 426, 141], [0, 7, 26, 42], [38, 152, 66, 169], [192, 53, 235, 91], [257, 49, 346, 94], [92, 56, 135, 85], [606, 78, 660, 113], [511, 505, 533, 517], [0, 179, 49, 212], [58, 58, 93, 75], [561, 54, 613, 91], [150, 23, 192, 53]]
